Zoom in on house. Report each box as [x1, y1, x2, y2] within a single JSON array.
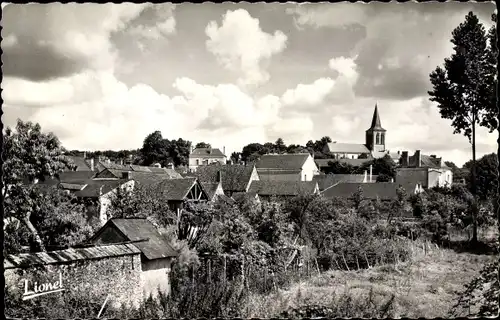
[[321, 182, 423, 202], [256, 153, 319, 182], [247, 180, 319, 201], [148, 177, 209, 213], [312, 173, 378, 192], [93, 163, 183, 180], [315, 158, 373, 172], [90, 218, 178, 299], [396, 150, 453, 188], [188, 147, 227, 172], [65, 156, 95, 171], [323, 104, 395, 160], [192, 164, 260, 197]]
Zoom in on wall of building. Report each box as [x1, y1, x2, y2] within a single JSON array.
[[188, 157, 226, 171], [331, 152, 365, 160], [141, 258, 173, 299], [99, 180, 136, 225], [395, 168, 429, 188], [301, 156, 320, 181], [4, 254, 143, 309]]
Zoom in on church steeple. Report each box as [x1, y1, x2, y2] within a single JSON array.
[[365, 103, 387, 152], [369, 103, 385, 131]]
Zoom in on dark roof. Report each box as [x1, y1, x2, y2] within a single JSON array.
[[256, 154, 310, 170], [325, 143, 370, 154], [366, 104, 386, 132], [248, 180, 318, 197], [195, 164, 256, 193], [190, 148, 226, 158], [4, 244, 141, 269], [150, 177, 201, 201], [94, 218, 178, 260], [312, 174, 377, 191], [321, 182, 414, 200], [73, 179, 127, 198], [100, 163, 182, 178], [66, 156, 93, 171], [201, 182, 220, 200]]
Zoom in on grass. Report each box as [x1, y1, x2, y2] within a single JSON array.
[[243, 239, 497, 318]]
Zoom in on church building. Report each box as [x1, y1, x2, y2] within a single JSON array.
[[322, 104, 399, 161]]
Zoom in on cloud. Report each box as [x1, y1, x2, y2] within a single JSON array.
[[1, 3, 152, 80], [205, 9, 288, 86], [286, 2, 496, 100], [281, 78, 335, 107]]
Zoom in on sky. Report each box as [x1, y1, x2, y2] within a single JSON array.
[[1, 2, 497, 167]]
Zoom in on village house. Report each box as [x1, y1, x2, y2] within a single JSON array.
[[315, 158, 373, 172], [322, 105, 400, 161], [149, 177, 209, 213], [396, 150, 453, 189], [256, 153, 319, 182], [93, 163, 182, 180], [192, 163, 260, 197], [188, 146, 227, 172], [247, 180, 319, 201], [90, 218, 178, 299]]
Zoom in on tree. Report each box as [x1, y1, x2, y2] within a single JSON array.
[[324, 160, 358, 174], [241, 143, 264, 163], [428, 12, 497, 243], [274, 138, 286, 154], [3, 120, 74, 252], [139, 131, 170, 166], [463, 153, 498, 201], [230, 152, 241, 164], [360, 155, 396, 179], [195, 142, 211, 149]]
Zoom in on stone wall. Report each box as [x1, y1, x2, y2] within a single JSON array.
[[5, 253, 143, 311]]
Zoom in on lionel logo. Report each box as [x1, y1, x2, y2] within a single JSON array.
[[22, 271, 65, 300]]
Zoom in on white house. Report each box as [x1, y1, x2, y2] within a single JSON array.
[[396, 150, 453, 189], [255, 153, 319, 182]]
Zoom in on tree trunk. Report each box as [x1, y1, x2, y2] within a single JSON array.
[[22, 212, 46, 252], [471, 118, 478, 244]]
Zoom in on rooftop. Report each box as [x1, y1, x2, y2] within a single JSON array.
[[248, 180, 318, 197], [194, 164, 256, 193], [190, 148, 226, 158], [325, 142, 370, 154], [256, 153, 311, 170]]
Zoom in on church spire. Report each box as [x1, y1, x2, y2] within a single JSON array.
[[369, 103, 385, 131]]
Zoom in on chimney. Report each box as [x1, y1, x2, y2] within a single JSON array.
[[90, 158, 95, 171], [415, 150, 421, 168], [120, 159, 124, 165], [223, 146, 226, 156], [364, 170, 368, 183], [121, 172, 130, 180], [216, 170, 222, 183], [401, 151, 409, 167], [369, 165, 373, 182], [83, 151, 87, 159], [390, 178, 394, 183]]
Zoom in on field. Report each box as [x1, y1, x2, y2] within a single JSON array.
[[244, 239, 497, 318]]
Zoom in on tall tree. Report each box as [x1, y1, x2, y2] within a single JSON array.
[[3, 120, 73, 251], [463, 153, 498, 201], [139, 130, 170, 166], [428, 12, 496, 243], [195, 142, 211, 149], [274, 138, 286, 154]]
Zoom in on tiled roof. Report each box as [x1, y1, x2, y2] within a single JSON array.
[[73, 179, 127, 198], [256, 154, 310, 170], [248, 180, 318, 197], [59, 182, 87, 191], [201, 182, 220, 200], [195, 164, 256, 193], [190, 148, 226, 158], [66, 156, 93, 171], [58, 171, 96, 182], [94, 218, 178, 260], [257, 168, 302, 174], [4, 244, 141, 269], [325, 143, 370, 154], [99, 163, 182, 178], [150, 177, 200, 201], [312, 174, 375, 191], [321, 182, 415, 200]]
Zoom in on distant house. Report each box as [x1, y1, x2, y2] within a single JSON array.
[[247, 180, 319, 201], [397, 150, 453, 189], [256, 153, 319, 182], [315, 158, 373, 172], [66, 156, 95, 172], [90, 218, 178, 299], [193, 164, 260, 197], [188, 147, 227, 172], [312, 173, 378, 192], [321, 182, 423, 202], [149, 177, 209, 213], [94, 163, 182, 180]]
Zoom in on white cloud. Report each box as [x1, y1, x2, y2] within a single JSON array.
[[205, 9, 288, 86], [328, 56, 358, 81], [281, 78, 335, 107], [127, 4, 177, 44]]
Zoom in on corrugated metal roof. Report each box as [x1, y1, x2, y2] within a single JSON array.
[[4, 244, 141, 269]]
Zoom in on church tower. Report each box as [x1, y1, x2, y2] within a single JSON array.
[[365, 104, 386, 153]]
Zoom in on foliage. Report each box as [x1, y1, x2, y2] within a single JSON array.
[[376, 173, 392, 182], [137, 130, 192, 167], [195, 142, 211, 149], [360, 155, 397, 179], [3, 119, 76, 252], [463, 153, 498, 200], [324, 160, 358, 174]]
